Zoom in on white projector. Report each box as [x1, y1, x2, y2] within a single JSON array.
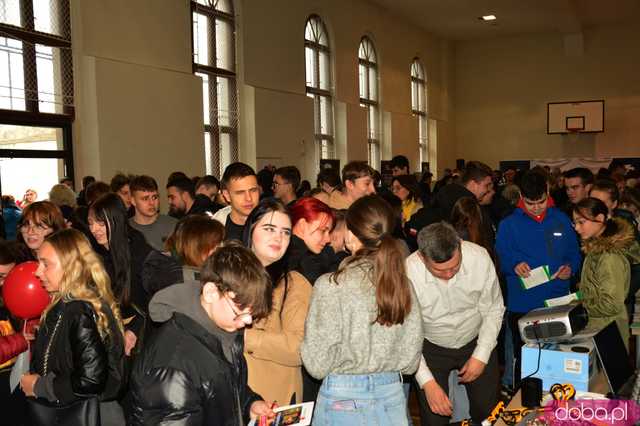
[[518, 303, 588, 344]]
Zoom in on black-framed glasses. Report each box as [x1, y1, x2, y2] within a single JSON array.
[[223, 294, 253, 324], [19, 222, 51, 233]]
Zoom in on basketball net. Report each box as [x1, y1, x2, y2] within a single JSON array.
[[563, 128, 581, 143]]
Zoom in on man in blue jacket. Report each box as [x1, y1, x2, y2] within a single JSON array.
[[496, 169, 581, 387]]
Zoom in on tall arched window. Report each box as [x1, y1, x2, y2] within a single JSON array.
[[192, 0, 237, 177], [411, 58, 427, 167], [304, 15, 334, 161], [358, 36, 379, 169]]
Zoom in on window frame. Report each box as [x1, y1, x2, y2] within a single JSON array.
[[304, 15, 334, 161], [411, 58, 428, 167], [0, 0, 75, 188], [358, 36, 379, 168], [191, 0, 238, 177]]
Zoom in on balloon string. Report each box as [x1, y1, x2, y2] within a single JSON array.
[[22, 319, 30, 351]]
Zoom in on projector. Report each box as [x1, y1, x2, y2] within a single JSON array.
[[518, 304, 588, 344]]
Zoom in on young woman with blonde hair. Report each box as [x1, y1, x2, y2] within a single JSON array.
[[20, 228, 125, 426]]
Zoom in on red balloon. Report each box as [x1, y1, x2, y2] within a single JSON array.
[[2, 261, 50, 319]]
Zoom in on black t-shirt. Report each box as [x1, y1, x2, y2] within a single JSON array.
[[224, 215, 245, 243]]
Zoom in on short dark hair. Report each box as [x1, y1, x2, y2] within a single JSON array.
[[85, 181, 111, 205], [564, 167, 594, 186], [390, 155, 410, 172], [130, 175, 158, 193], [591, 179, 619, 203], [82, 176, 96, 188], [274, 166, 301, 191], [221, 162, 256, 189], [417, 221, 461, 263], [461, 161, 492, 185], [166, 177, 195, 199], [519, 170, 548, 200], [342, 161, 374, 183], [317, 168, 341, 188], [167, 171, 189, 185], [196, 175, 220, 191], [200, 242, 273, 321], [110, 173, 131, 193]]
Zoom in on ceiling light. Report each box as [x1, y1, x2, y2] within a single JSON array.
[[480, 15, 497, 21]]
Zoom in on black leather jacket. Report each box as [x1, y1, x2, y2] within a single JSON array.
[[129, 312, 261, 426], [30, 300, 124, 404]]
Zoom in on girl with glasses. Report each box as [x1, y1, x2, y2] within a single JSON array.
[[18, 201, 66, 259]]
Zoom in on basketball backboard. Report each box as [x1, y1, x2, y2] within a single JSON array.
[[547, 100, 604, 134]]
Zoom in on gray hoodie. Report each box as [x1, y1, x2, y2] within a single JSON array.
[[149, 281, 238, 362]]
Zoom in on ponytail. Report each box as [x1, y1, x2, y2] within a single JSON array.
[[336, 195, 413, 327], [373, 234, 412, 326]]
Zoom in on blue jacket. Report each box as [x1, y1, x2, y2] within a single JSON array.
[[2, 205, 21, 241], [496, 206, 581, 313]]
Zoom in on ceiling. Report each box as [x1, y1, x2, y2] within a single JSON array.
[[368, 0, 640, 41]]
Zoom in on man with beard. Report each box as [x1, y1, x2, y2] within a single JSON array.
[[166, 177, 217, 219]]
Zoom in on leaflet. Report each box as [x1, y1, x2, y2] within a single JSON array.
[[519, 265, 551, 290], [544, 291, 582, 307], [249, 402, 314, 426]]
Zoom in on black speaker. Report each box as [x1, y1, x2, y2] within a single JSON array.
[[521, 377, 543, 408], [456, 159, 465, 170]]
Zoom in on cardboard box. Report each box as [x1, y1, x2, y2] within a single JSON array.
[[521, 339, 598, 392]]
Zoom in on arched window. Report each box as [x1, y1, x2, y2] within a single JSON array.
[[192, 0, 237, 177], [304, 15, 334, 161], [358, 36, 379, 169], [411, 58, 427, 167]]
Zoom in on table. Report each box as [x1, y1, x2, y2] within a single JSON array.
[[495, 372, 608, 426]]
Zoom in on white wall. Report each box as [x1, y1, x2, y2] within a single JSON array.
[[71, 0, 204, 210], [455, 24, 640, 168]]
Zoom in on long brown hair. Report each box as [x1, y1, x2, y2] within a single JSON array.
[[336, 195, 412, 326], [451, 197, 487, 248]]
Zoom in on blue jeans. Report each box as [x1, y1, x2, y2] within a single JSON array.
[[315, 372, 408, 426]]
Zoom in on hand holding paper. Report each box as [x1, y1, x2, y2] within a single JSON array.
[[514, 262, 531, 278], [519, 265, 551, 289]]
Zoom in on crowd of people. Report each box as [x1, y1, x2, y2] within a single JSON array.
[[0, 156, 639, 426]]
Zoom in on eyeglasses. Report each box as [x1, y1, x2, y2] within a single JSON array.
[[223, 294, 253, 325], [272, 181, 290, 188], [20, 222, 51, 233]]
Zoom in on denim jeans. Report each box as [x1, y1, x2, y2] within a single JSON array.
[[314, 372, 408, 426]]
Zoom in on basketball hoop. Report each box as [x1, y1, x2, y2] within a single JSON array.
[[564, 127, 581, 142]]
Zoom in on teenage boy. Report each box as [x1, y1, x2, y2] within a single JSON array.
[[130, 244, 276, 425], [496, 169, 581, 387], [129, 175, 177, 251], [326, 161, 376, 210], [212, 162, 260, 242]]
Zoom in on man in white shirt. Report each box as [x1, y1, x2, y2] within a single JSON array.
[[406, 222, 504, 425]]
